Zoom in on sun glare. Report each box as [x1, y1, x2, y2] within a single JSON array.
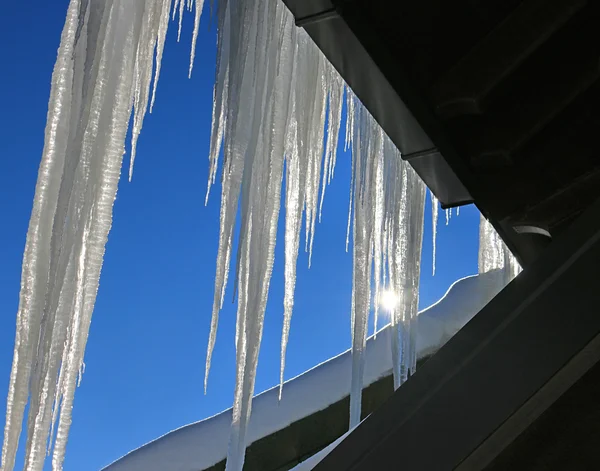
[[379, 290, 398, 312]]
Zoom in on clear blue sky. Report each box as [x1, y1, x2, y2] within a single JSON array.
[[0, 2, 480, 470]]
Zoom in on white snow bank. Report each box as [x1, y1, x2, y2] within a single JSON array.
[[102, 270, 504, 471]]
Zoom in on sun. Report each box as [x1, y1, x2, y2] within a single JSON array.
[[379, 290, 399, 311]]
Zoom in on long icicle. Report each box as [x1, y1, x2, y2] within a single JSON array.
[[2, 1, 205, 469], [431, 190, 438, 276], [7, 1, 439, 470]]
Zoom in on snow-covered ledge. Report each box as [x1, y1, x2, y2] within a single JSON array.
[[102, 270, 505, 471]]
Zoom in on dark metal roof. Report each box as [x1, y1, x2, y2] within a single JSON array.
[[485, 356, 600, 471], [284, 0, 600, 266], [313, 192, 600, 471]]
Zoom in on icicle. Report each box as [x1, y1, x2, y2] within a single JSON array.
[[445, 207, 450, 225], [318, 66, 343, 222], [204, 0, 248, 393], [129, 0, 162, 181], [371, 130, 385, 339], [348, 106, 374, 427], [3, 0, 437, 469], [303, 49, 328, 267], [150, 0, 174, 113], [227, 3, 292, 468], [431, 190, 438, 276], [345, 102, 426, 425], [202, 2, 315, 468], [3, 0, 201, 469], [1, 4, 81, 470], [345, 92, 356, 253], [176, 0, 185, 41], [478, 215, 521, 288], [279, 25, 302, 400], [344, 88, 355, 152], [204, 0, 230, 206], [188, 0, 205, 77]]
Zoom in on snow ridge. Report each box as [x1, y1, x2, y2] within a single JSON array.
[[102, 271, 505, 471]]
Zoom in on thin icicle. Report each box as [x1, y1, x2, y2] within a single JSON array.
[[318, 66, 343, 222], [150, 0, 174, 113], [204, 0, 230, 206], [345, 92, 356, 253], [371, 131, 385, 339], [129, 0, 161, 181], [431, 190, 438, 276], [188, 0, 205, 77], [176, 0, 185, 41]]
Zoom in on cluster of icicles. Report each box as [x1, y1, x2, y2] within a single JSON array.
[[1, 0, 518, 470], [203, 0, 431, 465]]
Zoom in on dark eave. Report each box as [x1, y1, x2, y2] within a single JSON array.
[[283, 0, 600, 267], [285, 0, 473, 210]]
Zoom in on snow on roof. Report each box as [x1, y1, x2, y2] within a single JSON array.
[[101, 270, 504, 471]]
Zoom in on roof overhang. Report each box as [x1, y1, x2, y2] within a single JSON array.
[[288, 0, 473, 209], [283, 0, 597, 267]]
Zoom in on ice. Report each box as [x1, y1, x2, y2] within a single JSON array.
[[4, 0, 487, 469], [173, 0, 185, 41], [319, 66, 344, 222], [200, 2, 322, 468], [188, 0, 204, 77], [430, 190, 439, 276], [348, 105, 376, 427], [1, 5, 81, 470], [478, 215, 521, 287], [129, 0, 161, 182], [199, 2, 356, 466], [345, 104, 426, 426], [2, 1, 202, 469], [386, 158, 425, 389], [149, 0, 173, 113], [201, 0, 350, 461]]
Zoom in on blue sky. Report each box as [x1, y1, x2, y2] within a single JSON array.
[[0, 2, 480, 470]]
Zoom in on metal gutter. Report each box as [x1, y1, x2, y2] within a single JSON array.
[[287, 0, 472, 209]]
